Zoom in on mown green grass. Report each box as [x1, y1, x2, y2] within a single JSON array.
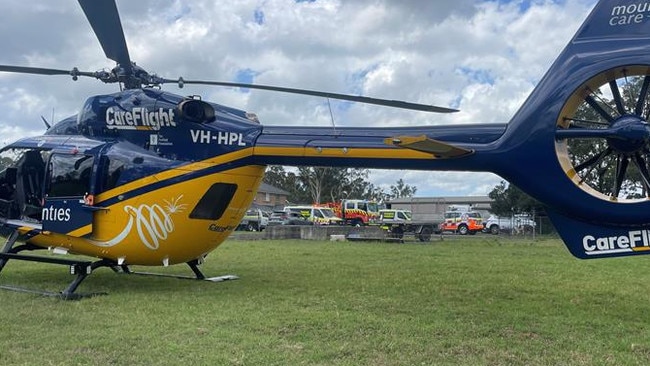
[[0, 236, 649, 365]]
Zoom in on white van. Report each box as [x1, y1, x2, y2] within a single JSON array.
[[283, 206, 343, 225]]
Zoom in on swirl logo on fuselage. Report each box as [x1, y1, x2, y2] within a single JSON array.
[[91, 196, 187, 249]]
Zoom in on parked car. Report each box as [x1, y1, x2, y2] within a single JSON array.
[[238, 208, 269, 231], [483, 214, 536, 235], [268, 210, 313, 226], [284, 212, 313, 226], [268, 210, 288, 226], [439, 210, 484, 235]]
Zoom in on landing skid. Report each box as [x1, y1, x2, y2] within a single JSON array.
[[0, 251, 113, 300], [0, 230, 238, 300], [115, 259, 239, 283]]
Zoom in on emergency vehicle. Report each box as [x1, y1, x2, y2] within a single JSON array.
[[377, 209, 441, 242], [324, 199, 381, 226], [283, 206, 343, 225], [439, 205, 484, 235]]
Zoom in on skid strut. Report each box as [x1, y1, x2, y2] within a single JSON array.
[[0, 227, 113, 299], [0, 229, 19, 273]]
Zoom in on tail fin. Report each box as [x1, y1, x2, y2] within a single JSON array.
[[507, 0, 650, 130], [573, 1, 650, 41], [494, 1, 650, 259]]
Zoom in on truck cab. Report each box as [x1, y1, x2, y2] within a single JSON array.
[[378, 209, 412, 223]]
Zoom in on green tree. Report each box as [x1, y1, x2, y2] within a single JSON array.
[[389, 178, 417, 199], [298, 167, 338, 204], [263, 166, 311, 203], [488, 180, 543, 217], [264, 166, 380, 204], [264, 166, 418, 204]]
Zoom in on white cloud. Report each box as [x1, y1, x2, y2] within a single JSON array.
[[0, 0, 597, 197]]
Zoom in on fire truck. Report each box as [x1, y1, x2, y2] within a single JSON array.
[[439, 205, 484, 235], [324, 199, 381, 226]]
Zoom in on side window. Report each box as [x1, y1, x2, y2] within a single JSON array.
[[47, 154, 94, 197], [99, 156, 126, 192], [189, 183, 237, 220]]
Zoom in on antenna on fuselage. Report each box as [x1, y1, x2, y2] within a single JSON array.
[[327, 98, 338, 135], [40, 116, 51, 130]]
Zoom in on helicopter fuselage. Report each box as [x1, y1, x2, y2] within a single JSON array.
[[0, 88, 506, 266]]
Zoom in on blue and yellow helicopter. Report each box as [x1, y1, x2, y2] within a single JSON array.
[[0, 0, 648, 298]]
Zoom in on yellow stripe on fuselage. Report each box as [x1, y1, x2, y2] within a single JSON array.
[[67, 224, 92, 237], [252, 146, 435, 160]]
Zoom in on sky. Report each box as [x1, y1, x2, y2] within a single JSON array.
[[0, 0, 597, 197]]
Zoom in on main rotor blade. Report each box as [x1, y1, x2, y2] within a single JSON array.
[[0, 65, 71, 76], [78, 0, 131, 73], [0, 65, 97, 78], [165, 79, 458, 113]]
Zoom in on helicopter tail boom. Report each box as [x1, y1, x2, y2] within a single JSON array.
[[251, 124, 506, 170]]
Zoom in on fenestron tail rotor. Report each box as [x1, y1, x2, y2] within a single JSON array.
[[556, 65, 650, 202]]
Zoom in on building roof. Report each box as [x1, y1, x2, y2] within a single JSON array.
[[258, 182, 290, 196]]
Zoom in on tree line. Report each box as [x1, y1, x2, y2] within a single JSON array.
[[264, 165, 545, 217], [263, 166, 417, 204]]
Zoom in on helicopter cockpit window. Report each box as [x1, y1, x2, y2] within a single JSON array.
[[0, 148, 26, 204], [48, 154, 94, 197], [0, 148, 50, 218]]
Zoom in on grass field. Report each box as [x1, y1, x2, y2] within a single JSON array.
[[1, 236, 650, 365]]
